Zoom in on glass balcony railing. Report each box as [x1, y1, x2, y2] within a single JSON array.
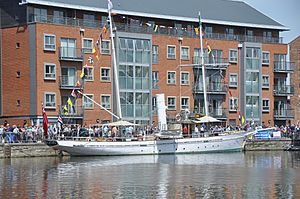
[[273, 85, 294, 96], [193, 82, 227, 94], [59, 76, 83, 89], [274, 109, 294, 119], [192, 56, 229, 69], [59, 47, 83, 61], [274, 61, 295, 73], [58, 105, 84, 118], [198, 107, 227, 119], [28, 14, 284, 44]]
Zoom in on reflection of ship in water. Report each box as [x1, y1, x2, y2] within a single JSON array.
[[67, 152, 246, 166]]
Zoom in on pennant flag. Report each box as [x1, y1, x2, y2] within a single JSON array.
[[153, 25, 158, 32], [241, 116, 245, 125], [64, 111, 68, 116], [207, 44, 212, 54], [76, 80, 81, 87], [71, 89, 77, 98], [103, 24, 107, 34], [194, 27, 199, 36], [63, 105, 68, 111], [88, 56, 94, 64], [108, 0, 113, 11], [57, 116, 63, 125], [80, 67, 87, 80], [238, 111, 241, 120], [228, 90, 232, 97], [42, 104, 48, 138], [67, 97, 73, 106], [92, 47, 99, 60]]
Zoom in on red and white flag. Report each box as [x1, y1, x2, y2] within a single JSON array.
[[42, 104, 49, 138]]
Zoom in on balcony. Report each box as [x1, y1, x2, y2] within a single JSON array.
[[192, 57, 229, 70], [59, 47, 83, 61], [58, 105, 84, 118], [28, 14, 284, 44], [59, 76, 83, 89], [274, 109, 294, 120], [198, 107, 227, 119], [273, 61, 295, 73], [273, 85, 294, 96], [193, 82, 227, 94]]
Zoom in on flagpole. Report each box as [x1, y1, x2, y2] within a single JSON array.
[[199, 11, 208, 116], [77, 90, 120, 120], [108, 0, 122, 119]]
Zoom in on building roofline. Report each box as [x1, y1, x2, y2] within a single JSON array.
[[20, 0, 289, 31]]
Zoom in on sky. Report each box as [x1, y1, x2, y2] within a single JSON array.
[[240, 0, 300, 43]]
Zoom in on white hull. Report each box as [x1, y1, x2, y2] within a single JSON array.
[[53, 132, 251, 156]]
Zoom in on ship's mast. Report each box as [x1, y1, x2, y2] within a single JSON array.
[[198, 11, 208, 116], [108, 0, 122, 120]]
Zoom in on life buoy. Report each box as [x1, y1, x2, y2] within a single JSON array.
[[176, 113, 181, 121]]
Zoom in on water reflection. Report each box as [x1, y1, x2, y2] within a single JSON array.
[[1, 152, 300, 198]]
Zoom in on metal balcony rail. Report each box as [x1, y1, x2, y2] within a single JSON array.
[[59, 76, 83, 89], [274, 61, 295, 72], [273, 85, 294, 95], [274, 108, 294, 119], [58, 105, 84, 118], [59, 47, 83, 61], [192, 56, 229, 69], [28, 14, 284, 44], [197, 107, 227, 118], [193, 82, 228, 93]]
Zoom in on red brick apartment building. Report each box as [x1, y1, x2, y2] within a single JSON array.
[[290, 36, 300, 124], [0, 0, 294, 127]]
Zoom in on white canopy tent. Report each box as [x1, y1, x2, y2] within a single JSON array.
[[194, 115, 221, 123]]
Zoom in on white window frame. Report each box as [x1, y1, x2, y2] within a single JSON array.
[[85, 66, 94, 81], [229, 49, 238, 63], [44, 92, 56, 109], [229, 73, 238, 87], [152, 71, 159, 89], [152, 45, 159, 64], [100, 67, 111, 82], [180, 46, 190, 60], [101, 40, 111, 54], [83, 94, 94, 109], [262, 98, 270, 112], [181, 96, 189, 110], [101, 94, 111, 109], [180, 72, 189, 85], [44, 34, 56, 51], [262, 51, 270, 65], [44, 63, 56, 80], [167, 45, 176, 59], [82, 38, 93, 53], [167, 96, 176, 110], [229, 97, 238, 112], [262, 75, 270, 88], [167, 71, 176, 85]]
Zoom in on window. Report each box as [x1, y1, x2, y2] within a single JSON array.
[[262, 51, 270, 65], [44, 63, 56, 80], [262, 99, 270, 112], [167, 71, 176, 84], [101, 40, 110, 54], [101, 95, 111, 109], [44, 34, 56, 51], [225, 28, 234, 39], [152, 71, 159, 89], [229, 97, 238, 111], [262, 75, 269, 88], [204, 26, 212, 38], [152, 96, 157, 111], [180, 46, 189, 60], [181, 72, 189, 85], [85, 66, 94, 81], [83, 38, 93, 53], [229, 49, 238, 63], [34, 8, 47, 22], [229, 74, 238, 87], [167, 97, 176, 110], [83, 94, 94, 109], [100, 67, 110, 81], [181, 97, 189, 110], [152, 45, 158, 64], [44, 92, 56, 108], [167, 45, 176, 59], [53, 10, 65, 24]]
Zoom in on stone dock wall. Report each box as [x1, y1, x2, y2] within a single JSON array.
[[0, 139, 294, 158]]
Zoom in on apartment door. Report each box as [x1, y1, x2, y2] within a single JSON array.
[[61, 38, 76, 58], [61, 67, 76, 87]]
